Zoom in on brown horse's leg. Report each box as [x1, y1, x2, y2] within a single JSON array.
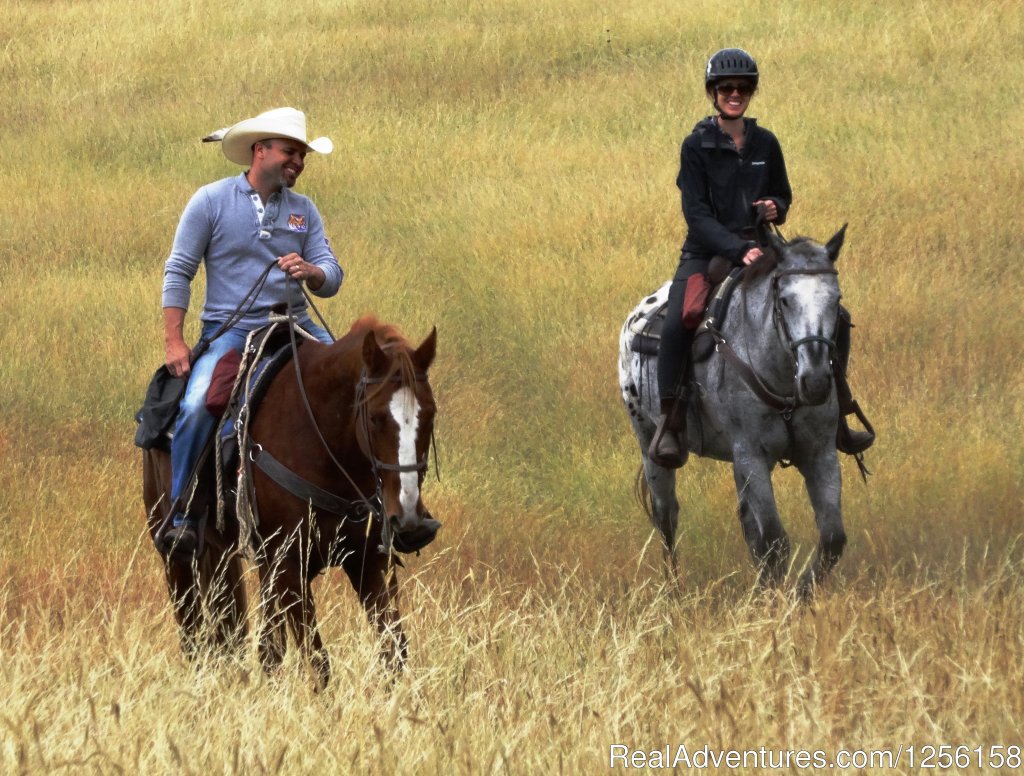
[[286, 573, 329, 692], [203, 551, 249, 659], [163, 561, 203, 660], [343, 553, 408, 672], [256, 561, 288, 674], [275, 567, 331, 690], [145, 449, 206, 657]]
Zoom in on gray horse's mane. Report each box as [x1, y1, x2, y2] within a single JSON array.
[[742, 235, 820, 287]]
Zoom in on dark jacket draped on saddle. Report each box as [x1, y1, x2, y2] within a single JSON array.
[[678, 117, 792, 264]]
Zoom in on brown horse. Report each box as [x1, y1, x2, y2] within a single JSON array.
[[143, 316, 439, 686]]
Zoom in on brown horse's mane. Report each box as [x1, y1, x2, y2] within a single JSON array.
[[347, 314, 409, 349], [344, 315, 420, 404]]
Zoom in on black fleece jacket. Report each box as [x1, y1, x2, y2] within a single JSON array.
[[677, 116, 792, 263]]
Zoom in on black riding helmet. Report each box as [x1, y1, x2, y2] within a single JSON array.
[[705, 48, 759, 88], [705, 48, 759, 119]]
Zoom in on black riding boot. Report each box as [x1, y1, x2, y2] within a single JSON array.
[[159, 513, 200, 557], [649, 394, 689, 469], [160, 518, 199, 556], [834, 307, 875, 455]]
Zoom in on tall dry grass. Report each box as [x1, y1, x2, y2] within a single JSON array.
[[1, 0, 1022, 772]]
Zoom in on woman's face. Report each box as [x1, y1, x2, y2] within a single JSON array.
[[710, 79, 756, 119]]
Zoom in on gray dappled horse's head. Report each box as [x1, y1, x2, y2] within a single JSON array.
[[767, 226, 846, 406]]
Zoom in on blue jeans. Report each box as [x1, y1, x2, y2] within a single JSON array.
[[169, 319, 332, 508]]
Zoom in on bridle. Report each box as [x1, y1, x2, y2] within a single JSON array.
[[244, 283, 437, 529], [771, 267, 840, 364], [354, 368, 433, 477]]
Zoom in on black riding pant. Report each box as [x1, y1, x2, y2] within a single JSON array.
[[657, 255, 710, 402]]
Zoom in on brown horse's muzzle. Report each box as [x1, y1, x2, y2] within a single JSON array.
[[385, 512, 442, 554]]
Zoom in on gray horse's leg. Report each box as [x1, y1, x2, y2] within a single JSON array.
[[731, 452, 790, 588], [795, 450, 845, 600]]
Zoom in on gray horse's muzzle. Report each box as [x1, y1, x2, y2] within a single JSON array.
[[794, 342, 835, 405], [798, 367, 833, 405]]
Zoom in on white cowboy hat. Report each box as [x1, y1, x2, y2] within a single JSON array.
[[218, 107, 332, 166]]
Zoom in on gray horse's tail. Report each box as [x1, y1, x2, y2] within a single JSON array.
[[634, 465, 654, 522]]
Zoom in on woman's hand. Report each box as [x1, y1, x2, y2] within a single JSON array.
[[752, 199, 778, 222]]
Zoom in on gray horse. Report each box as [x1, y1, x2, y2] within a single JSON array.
[[618, 227, 849, 599]]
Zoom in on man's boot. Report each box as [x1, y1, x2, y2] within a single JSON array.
[[159, 513, 199, 557], [834, 307, 875, 455], [648, 394, 689, 469]]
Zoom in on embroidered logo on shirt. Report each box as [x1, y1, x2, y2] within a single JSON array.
[[287, 214, 307, 232], [751, 161, 767, 166]]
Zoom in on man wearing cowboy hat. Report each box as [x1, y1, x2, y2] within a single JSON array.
[[160, 107, 341, 555]]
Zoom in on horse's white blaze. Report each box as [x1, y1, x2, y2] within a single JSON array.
[[788, 275, 838, 358], [789, 276, 831, 334], [390, 386, 421, 518]]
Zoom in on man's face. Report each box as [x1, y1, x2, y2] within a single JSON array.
[[254, 138, 307, 188]]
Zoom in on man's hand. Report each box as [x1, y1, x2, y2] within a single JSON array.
[[165, 339, 192, 377], [163, 307, 192, 377], [278, 252, 325, 290], [752, 199, 778, 222]]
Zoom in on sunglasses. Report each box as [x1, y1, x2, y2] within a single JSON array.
[[715, 82, 755, 97]]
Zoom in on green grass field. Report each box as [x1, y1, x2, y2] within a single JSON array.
[[2, 0, 1022, 772]]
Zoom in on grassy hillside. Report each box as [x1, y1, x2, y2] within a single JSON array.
[[1, 0, 1022, 771]]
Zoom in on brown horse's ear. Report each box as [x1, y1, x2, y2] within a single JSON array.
[[362, 330, 390, 375], [413, 327, 437, 373], [825, 224, 847, 263]]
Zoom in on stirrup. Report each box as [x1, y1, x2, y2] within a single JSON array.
[[837, 400, 875, 455], [837, 401, 875, 483], [648, 417, 687, 469]]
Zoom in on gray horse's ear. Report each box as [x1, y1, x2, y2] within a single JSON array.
[[825, 224, 848, 263], [413, 327, 437, 372], [362, 330, 390, 375]]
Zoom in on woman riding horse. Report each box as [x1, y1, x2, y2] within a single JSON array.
[[651, 48, 874, 468]]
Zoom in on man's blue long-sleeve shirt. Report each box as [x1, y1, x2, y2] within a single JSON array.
[[162, 173, 343, 330]]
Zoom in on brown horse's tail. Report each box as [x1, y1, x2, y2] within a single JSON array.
[[634, 464, 654, 523]]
